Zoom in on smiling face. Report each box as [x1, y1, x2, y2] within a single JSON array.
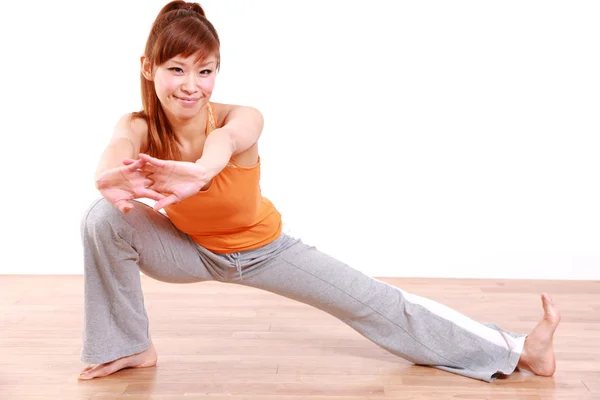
[[143, 53, 217, 122]]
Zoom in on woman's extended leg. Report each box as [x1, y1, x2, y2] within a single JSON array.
[[231, 236, 560, 382]]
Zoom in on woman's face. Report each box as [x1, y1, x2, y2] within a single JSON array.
[[147, 53, 217, 121]]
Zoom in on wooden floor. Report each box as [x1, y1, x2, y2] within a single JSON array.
[[1, 275, 599, 400]]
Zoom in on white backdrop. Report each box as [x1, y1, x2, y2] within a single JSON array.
[[1, 1, 598, 279]]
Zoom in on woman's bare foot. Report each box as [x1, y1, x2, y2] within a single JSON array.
[[517, 293, 561, 376], [78, 343, 157, 380]]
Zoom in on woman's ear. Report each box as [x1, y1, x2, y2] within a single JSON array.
[[140, 55, 153, 81]]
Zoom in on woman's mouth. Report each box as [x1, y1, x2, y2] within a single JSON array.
[[174, 96, 200, 105]]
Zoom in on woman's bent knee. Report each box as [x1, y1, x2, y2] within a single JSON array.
[[81, 198, 158, 238], [81, 198, 122, 233]]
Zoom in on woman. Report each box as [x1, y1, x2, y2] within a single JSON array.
[[79, 0, 560, 382]]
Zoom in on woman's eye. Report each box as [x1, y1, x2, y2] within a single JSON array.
[[200, 69, 212, 75], [168, 67, 184, 74]]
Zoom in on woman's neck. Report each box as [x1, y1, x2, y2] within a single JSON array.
[[168, 105, 208, 144]]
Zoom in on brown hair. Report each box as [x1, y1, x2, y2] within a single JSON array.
[[133, 0, 220, 160]]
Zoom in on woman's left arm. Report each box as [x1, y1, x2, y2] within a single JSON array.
[[132, 105, 264, 210], [197, 105, 264, 179]]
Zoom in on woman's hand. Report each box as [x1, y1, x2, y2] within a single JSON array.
[[95, 158, 165, 213], [124, 153, 211, 210]]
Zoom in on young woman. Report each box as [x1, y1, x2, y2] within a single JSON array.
[[78, 0, 561, 382]]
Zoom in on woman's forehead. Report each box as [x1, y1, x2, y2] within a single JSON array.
[[169, 52, 217, 66]]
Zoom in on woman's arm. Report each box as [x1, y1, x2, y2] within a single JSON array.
[[195, 105, 264, 179], [94, 114, 162, 213], [95, 114, 147, 182], [133, 105, 265, 211]]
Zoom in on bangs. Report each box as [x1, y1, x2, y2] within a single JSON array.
[[154, 17, 220, 67]]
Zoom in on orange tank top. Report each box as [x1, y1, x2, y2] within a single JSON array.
[[164, 103, 282, 254]]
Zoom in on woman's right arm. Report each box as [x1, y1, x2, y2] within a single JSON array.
[[95, 114, 147, 181], [93, 114, 162, 213]]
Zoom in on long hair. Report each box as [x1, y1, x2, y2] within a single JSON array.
[[132, 1, 220, 160]]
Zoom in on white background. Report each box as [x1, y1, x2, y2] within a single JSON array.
[[1, 1, 598, 279]]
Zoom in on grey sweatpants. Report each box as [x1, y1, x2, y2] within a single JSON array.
[[80, 198, 526, 382]]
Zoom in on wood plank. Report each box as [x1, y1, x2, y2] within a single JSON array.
[[91, 396, 600, 400], [0, 274, 598, 400]]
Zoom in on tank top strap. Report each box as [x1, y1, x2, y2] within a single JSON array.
[[206, 102, 217, 134]]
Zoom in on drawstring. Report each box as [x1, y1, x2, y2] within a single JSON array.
[[230, 252, 243, 281], [235, 258, 243, 281]]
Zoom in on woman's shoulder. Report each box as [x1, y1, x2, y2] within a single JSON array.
[[125, 111, 149, 132], [113, 112, 149, 150], [209, 101, 262, 129]]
